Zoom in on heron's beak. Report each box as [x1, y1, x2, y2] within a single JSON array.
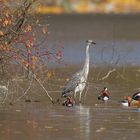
[[92, 41, 96, 45]]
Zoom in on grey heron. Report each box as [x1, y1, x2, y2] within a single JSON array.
[[61, 40, 96, 102]]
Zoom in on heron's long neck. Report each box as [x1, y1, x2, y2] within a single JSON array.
[[83, 45, 90, 77]]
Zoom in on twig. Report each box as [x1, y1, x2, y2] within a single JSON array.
[[34, 75, 54, 104], [2, 81, 9, 104], [14, 77, 33, 102], [115, 70, 131, 82], [16, 61, 54, 104], [100, 68, 116, 81], [47, 91, 62, 93]]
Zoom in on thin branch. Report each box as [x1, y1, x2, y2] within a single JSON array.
[[100, 68, 116, 81], [24, 65, 54, 103], [115, 70, 132, 82], [34, 75, 54, 104], [14, 77, 33, 102], [2, 81, 9, 104]]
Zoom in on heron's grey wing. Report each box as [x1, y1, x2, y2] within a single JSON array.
[[62, 71, 82, 96]]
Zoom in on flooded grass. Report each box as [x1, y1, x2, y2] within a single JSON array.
[[0, 102, 140, 140]]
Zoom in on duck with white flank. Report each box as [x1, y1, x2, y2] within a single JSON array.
[[98, 87, 110, 101], [62, 96, 74, 107], [121, 92, 140, 107]]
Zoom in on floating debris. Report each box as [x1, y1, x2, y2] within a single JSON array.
[[96, 127, 106, 133], [25, 99, 31, 102], [34, 100, 40, 102], [0, 85, 8, 95]]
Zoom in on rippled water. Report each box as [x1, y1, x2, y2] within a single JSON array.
[[0, 101, 140, 140], [0, 14, 140, 140], [0, 83, 140, 140]]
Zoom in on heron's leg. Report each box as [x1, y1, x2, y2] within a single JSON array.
[[79, 91, 83, 103], [74, 91, 77, 100], [84, 82, 89, 99]]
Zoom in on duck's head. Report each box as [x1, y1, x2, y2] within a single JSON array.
[[104, 87, 108, 91], [66, 96, 72, 101], [126, 96, 132, 106], [126, 96, 132, 101]]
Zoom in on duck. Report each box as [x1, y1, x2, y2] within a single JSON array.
[[120, 98, 129, 107], [132, 92, 140, 100], [62, 96, 74, 107], [98, 87, 110, 101], [121, 96, 140, 107]]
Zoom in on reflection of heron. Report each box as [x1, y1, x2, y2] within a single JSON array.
[[61, 40, 96, 102], [76, 105, 90, 140]]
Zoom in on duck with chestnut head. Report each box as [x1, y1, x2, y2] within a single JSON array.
[[62, 96, 74, 107], [121, 96, 140, 107], [98, 87, 110, 101]]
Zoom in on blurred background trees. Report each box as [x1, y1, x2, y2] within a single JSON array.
[[0, 0, 63, 81], [0, 0, 64, 103], [36, 0, 140, 14]]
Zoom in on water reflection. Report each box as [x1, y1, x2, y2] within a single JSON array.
[[75, 105, 90, 140]]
